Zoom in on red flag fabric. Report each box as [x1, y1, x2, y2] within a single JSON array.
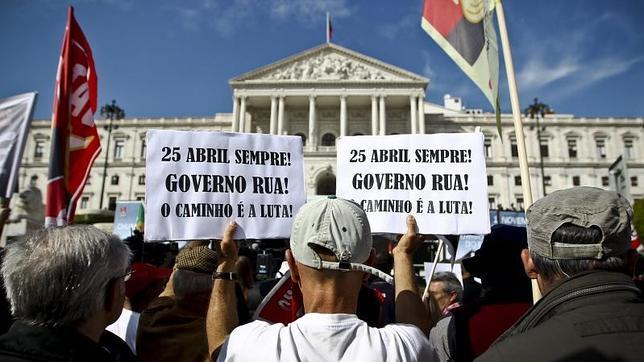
[[252, 271, 304, 324], [45, 6, 101, 227]]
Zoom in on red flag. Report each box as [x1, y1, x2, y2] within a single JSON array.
[[252, 271, 304, 324], [45, 6, 101, 227], [421, 0, 500, 131]]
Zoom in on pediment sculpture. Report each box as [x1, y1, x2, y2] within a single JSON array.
[[261, 53, 392, 81]]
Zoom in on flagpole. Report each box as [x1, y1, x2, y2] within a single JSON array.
[[496, 1, 541, 301], [326, 12, 330, 44]]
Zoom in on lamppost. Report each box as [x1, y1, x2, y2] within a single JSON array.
[[526, 98, 552, 197], [99, 100, 125, 209]]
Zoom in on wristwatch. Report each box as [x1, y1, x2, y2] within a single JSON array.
[[212, 271, 238, 281]]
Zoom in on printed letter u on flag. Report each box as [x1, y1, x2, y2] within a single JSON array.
[[45, 6, 101, 227]]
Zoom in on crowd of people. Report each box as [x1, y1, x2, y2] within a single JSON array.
[[0, 186, 642, 361]]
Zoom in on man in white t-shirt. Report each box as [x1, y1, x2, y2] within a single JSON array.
[[207, 196, 435, 362]]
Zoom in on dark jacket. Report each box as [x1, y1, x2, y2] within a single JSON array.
[[136, 297, 208, 362], [0, 321, 115, 362], [476, 270, 644, 362]]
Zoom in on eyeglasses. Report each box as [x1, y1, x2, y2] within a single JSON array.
[[117, 269, 134, 282]]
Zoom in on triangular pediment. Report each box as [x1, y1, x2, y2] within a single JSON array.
[[230, 43, 428, 85]]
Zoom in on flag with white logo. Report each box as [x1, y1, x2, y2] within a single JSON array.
[[45, 6, 101, 226]]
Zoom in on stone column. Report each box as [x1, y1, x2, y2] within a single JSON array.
[[340, 95, 348, 137], [371, 95, 379, 135], [308, 95, 317, 147], [231, 96, 239, 132], [417, 95, 426, 134], [277, 96, 285, 135], [239, 96, 247, 133], [269, 96, 278, 135], [409, 95, 417, 134], [379, 95, 386, 135]]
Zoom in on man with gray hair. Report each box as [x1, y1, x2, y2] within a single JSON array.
[[477, 187, 644, 361], [428, 271, 463, 316], [0, 225, 131, 361]]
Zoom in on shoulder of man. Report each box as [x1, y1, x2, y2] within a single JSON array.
[[381, 323, 437, 361], [217, 320, 283, 361]]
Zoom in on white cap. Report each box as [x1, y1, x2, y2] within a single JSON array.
[[290, 196, 393, 284]]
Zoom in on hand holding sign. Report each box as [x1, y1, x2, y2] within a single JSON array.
[[145, 131, 305, 241], [337, 133, 490, 235]]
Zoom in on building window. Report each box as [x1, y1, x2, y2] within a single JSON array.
[[624, 139, 634, 159], [572, 176, 580, 186], [111, 175, 120, 185], [321, 133, 336, 147], [602, 176, 609, 187], [114, 140, 124, 160], [34, 141, 45, 159], [85, 175, 91, 185], [136, 196, 145, 202], [140, 139, 147, 159], [138, 175, 145, 185], [295, 133, 307, 146], [484, 138, 492, 158], [487, 175, 494, 186], [510, 139, 518, 158], [596, 139, 607, 159], [514, 176, 522, 186], [352, 133, 364, 136], [108, 196, 117, 211], [80, 196, 89, 209], [631, 176, 638, 187], [488, 197, 496, 210], [544, 176, 552, 186], [539, 138, 549, 158], [567, 139, 578, 158], [516, 196, 524, 210]]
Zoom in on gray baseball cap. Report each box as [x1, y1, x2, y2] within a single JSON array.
[[527, 187, 632, 260], [290, 196, 393, 283]]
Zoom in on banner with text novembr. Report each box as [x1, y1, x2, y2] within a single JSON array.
[[145, 130, 305, 241], [337, 133, 490, 235]]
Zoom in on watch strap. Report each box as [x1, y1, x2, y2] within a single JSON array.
[[212, 271, 238, 281]]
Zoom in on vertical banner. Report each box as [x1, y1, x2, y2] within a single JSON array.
[[337, 134, 490, 235], [145, 130, 305, 240], [45, 7, 101, 227], [0, 92, 38, 198]]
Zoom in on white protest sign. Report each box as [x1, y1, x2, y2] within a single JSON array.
[[337, 133, 490, 235], [424, 262, 463, 286], [145, 130, 305, 240]]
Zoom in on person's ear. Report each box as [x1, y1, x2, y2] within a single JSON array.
[[521, 249, 538, 279], [449, 292, 458, 305], [285, 249, 300, 283], [104, 278, 125, 319]]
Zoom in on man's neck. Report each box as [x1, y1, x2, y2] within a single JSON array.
[[301, 282, 359, 314]]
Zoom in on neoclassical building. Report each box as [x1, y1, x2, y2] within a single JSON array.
[[8, 43, 644, 226]]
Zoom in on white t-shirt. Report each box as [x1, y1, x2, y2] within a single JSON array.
[[106, 308, 140, 353], [217, 313, 436, 362]]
